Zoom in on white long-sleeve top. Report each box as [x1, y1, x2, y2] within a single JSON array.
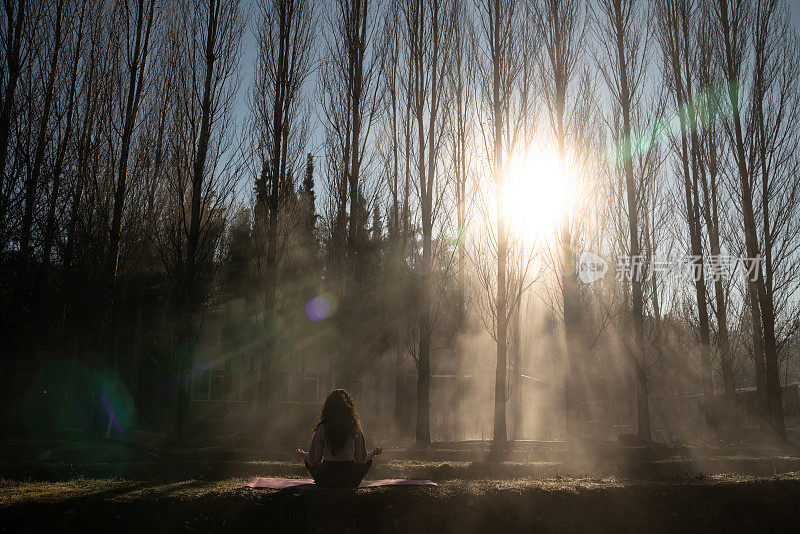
[[304, 424, 373, 467]]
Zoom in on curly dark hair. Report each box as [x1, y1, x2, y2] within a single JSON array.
[[313, 389, 360, 455]]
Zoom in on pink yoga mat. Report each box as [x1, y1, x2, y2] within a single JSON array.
[[245, 477, 437, 489]]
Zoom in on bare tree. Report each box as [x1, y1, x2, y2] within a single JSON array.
[[656, 0, 717, 432], [484, 0, 511, 451], [400, 0, 456, 446], [61, 0, 110, 330], [153, 0, 244, 438], [595, 0, 654, 442], [713, 0, 786, 437], [378, 0, 408, 434], [104, 0, 158, 369], [319, 0, 382, 382], [16, 0, 65, 260], [694, 1, 736, 428], [747, 0, 799, 437], [537, 0, 588, 442], [250, 0, 315, 433], [475, 0, 542, 452], [448, 0, 475, 442], [0, 0, 28, 245], [42, 2, 88, 271]]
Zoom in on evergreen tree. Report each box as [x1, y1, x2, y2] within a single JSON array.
[[371, 204, 382, 243], [351, 188, 371, 262], [223, 209, 254, 300], [300, 153, 317, 234]]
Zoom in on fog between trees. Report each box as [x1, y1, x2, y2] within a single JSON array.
[[1, 0, 799, 449]]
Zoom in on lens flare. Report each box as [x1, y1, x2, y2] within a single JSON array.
[[97, 372, 137, 438], [306, 293, 337, 321], [100, 392, 123, 435]]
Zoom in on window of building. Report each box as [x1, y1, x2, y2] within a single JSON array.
[[283, 371, 327, 403], [304, 374, 318, 403], [210, 370, 225, 401], [228, 367, 244, 401], [211, 325, 223, 345], [193, 370, 211, 401]]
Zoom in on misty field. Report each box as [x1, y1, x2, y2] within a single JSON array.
[[4, 0, 800, 532], [3, 438, 800, 532]]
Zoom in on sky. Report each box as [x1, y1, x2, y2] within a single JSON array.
[[230, 0, 323, 203], [793, 0, 800, 28], [230, 0, 800, 205]]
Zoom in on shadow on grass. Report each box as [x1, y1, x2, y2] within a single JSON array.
[[4, 476, 800, 533]]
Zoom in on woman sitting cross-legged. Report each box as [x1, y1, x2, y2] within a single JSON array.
[[294, 388, 382, 488]]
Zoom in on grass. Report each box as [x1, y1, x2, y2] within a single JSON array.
[[4, 438, 800, 532], [5, 472, 799, 504], [4, 474, 800, 532]]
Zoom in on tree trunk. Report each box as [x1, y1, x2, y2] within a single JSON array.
[[717, 0, 784, 438], [754, 14, 784, 439], [512, 303, 522, 441], [416, 310, 431, 445], [490, 0, 507, 454], [43, 5, 84, 268], [347, 0, 366, 263], [613, 1, 651, 443], [105, 0, 156, 373], [684, 68, 714, 433], [0, 0, 27, 244], [20, 0, 64, 257], [174, 0, 221, 440], [698, 116, 737, 433]]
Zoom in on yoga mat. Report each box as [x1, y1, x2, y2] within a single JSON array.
[[245, 477, 437, 489]]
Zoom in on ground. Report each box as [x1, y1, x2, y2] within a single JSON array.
[[3, 438, 800, 532]]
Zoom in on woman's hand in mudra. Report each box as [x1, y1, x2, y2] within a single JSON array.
[[294, 448, 306, 458], [371, 446, 382, 457]]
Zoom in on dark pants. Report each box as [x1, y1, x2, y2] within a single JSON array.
[[305, 459, 372, 488]]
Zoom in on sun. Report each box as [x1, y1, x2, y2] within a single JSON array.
[[502, 147, 572, 246]]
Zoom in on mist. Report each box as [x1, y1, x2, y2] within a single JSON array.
[[1, 0, 800, 478]]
